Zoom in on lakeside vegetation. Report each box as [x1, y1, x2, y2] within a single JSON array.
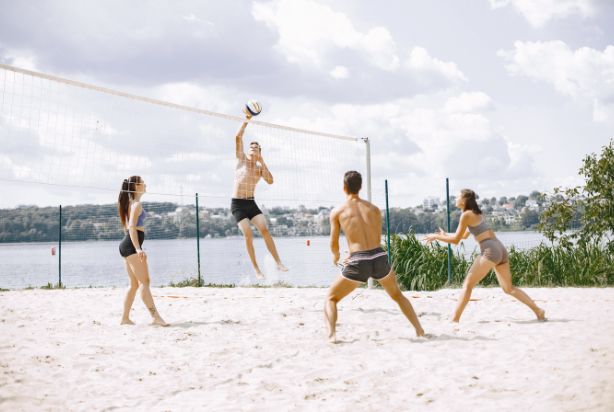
[[391, 139, 614, 290], [1, 190, 553, 243], [389, 232, 614, 290]]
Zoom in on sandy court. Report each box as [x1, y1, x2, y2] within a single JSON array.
[[1, 286, 613, 411]]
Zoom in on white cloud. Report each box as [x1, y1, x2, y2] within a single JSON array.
[[488, 0, 595, 27], [252, 0, 466, 88], [252, 0, 399, 71], [499, 41, 614, 121], [406, 47, 467, 83], [1, 48, 38, 71], [444, 92, 493, 113], [329, 66, 349, 79]]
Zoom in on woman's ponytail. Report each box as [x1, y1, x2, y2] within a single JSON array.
[[118, 176, 141, 227], [460, 189, 482, 214], [118, 179, 130, 228]]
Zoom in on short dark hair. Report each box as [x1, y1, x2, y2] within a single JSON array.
[[249, 141, 261, 153], [344, 171, 362, 194]]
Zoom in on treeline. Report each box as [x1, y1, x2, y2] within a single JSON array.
[[0, 192, 549, 243], [0, 203, 331, 243], [0, 203, 238, 243]]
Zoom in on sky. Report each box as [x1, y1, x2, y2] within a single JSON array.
[[0, 0, 613, 209]]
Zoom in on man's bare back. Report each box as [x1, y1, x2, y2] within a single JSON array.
[[331, 197, 382, 254], [325, 171, 425, 342]]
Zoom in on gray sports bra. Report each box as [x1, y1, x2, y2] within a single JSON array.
[[468, 218, 491, 236]]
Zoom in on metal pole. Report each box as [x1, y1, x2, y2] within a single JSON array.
[[363, 138, 372, 202], [364, 137, 373, 288], [446, 178, 452, 284], [385, 180, 391, 263], [58, 205, 62, 288], [195, 193, 202, 287]]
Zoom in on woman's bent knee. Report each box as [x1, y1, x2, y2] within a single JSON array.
[[326, 294, 339, 304], [502, 286, 514, 294]]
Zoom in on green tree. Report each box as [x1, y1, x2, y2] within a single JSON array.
[[539, 139, 614, 249], [514, 195, 528, 209], [520, 209, 539, 229]]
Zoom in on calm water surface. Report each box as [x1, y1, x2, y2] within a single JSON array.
[[0, 232, 547, 289]]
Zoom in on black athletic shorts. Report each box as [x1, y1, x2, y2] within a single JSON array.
[[231, 198, 263, 223], [341, 247, 391, 283], [119, 230, 145, 258]]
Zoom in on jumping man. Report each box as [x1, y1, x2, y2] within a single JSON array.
[[231, 108, 288, 279]]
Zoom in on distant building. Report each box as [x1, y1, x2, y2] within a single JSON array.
[[422, 197, 439, 210], [526, 199, 539, 210]]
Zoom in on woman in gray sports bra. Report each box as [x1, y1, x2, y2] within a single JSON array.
[[425, 189, 545, 323]]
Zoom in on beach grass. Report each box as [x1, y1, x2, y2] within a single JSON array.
[[388, 232, 614, 291]]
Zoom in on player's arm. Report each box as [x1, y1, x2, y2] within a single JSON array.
[[424, 212, 470, 245], [374, 206, 383, 243], [258, 157, 274, 184], [127, 202, 145, 260], [235, 112, 251, 160], [329, 209, 341, 265]]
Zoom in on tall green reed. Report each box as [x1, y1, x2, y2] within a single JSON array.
[[386, 232, 614, 291]]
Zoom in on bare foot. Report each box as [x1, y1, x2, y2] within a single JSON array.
[[255, 270, 265, 280], [416, 328, 426, 337], [152, 317, 169, 327], [536, 308, 547, 321], [276, 263, 289, 272], [120, 319, 135, 325], [328, 331, 337, 344]]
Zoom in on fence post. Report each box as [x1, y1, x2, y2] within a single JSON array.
[[195, 193, 202, 287], [446, 178, 452, 284], [58, 204, 62, 288], [385, 179, 391, 263]]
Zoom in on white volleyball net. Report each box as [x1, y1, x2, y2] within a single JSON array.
[[0, 63, 368, 288]]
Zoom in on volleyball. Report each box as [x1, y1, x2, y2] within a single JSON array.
[[245, 99, 262, 116]]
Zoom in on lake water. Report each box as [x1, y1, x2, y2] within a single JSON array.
[[0, 232, 548, 289]]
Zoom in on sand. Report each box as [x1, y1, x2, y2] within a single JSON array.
[[1, 286, 613, 411]]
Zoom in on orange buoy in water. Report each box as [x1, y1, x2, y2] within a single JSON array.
[[306, 239, 311, 246]]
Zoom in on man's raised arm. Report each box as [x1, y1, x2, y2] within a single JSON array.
[[235, 113, 251, 159]]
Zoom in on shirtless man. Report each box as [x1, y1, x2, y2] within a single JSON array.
[[232, 109, 288, 279], [325, 171, 425, 342]]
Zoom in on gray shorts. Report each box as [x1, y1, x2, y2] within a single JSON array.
[[341, 247, 391, 283], [479, 238, 509, 265]]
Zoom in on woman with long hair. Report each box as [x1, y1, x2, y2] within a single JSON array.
[[118, 176, 168, 326], [424, 189, 545, 323]]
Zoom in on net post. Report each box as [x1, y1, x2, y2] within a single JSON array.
[[363, 137, 373, 288], [385, 180, 391, 263], [446, 178, 452, 284], [58, 204, 62, 288], [363, 137, 372, 202], [195, 193, 202, 287]]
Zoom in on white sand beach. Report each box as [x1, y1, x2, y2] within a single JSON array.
[[1, 287, 613, 411]]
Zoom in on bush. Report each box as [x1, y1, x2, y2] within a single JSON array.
[[388, 232, 614, 291]]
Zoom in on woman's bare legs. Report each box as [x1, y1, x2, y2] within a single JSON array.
[[494, 262, 546, 320], [121, 260, 139, 325], [452, 256, 497, 322], [125, 254, 168, 326]]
